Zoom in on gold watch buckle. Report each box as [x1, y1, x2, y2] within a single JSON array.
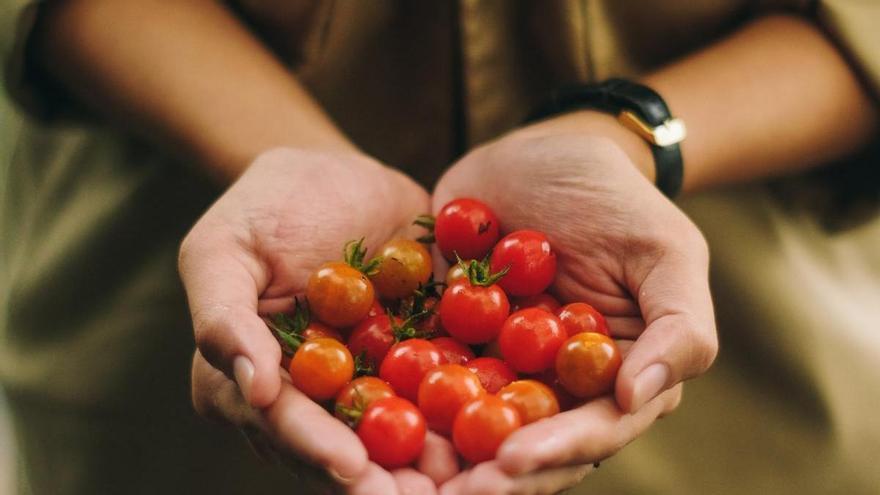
[[617, 110, 687, 147]]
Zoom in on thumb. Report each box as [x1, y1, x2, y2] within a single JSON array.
[[179, 230, 282, 408]]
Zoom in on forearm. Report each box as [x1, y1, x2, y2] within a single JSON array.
[[531, 14, 879, 194], [33, 0, 354, 181]]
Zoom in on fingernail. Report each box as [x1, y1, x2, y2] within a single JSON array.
[[326, 467, 354, 485], [631, 363, 669, 412], [233, 356, 255, 404]]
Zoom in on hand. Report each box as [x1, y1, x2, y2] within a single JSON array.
[[432, 113, 718, 493], [180, 148, 451, 492]]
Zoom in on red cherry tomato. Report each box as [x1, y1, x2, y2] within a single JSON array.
[[510, 293, 561, 314], [379, 339, 447, 402], [497, 380, 559, 425], [367, 299, 385, 319], [453, 395, 522, 464], [556, 333, 622, 399], [465, 357, 517, 394], [431, 337, 476, 365], [414, 297, 446, 337], [490, 230, 556, 297], [357, 397, 426, 469], [307, 261, 375, 327], [301, 321, 344, 342], [498, 308, 567, 373], [439, 280, 510, 344], [418, 364, 485, 434], [288, 338, 354, 401], [334, 376, 396, 422], [533, 369, 578, 411], [435, 198, 501, 261], [370, 238, 433, 300], [556, 302, 610, 337], [347, 314, 401, 370]]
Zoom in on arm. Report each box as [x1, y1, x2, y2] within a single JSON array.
[[435, 13, 878, 495], [33, 0, 354, 181]]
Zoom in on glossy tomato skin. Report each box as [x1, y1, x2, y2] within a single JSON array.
[[511, 293, 561, 314], [497, 380, 559, 425], [445, 263, 468, 286], [533, 369, 578, 411], [357, 397, 426, 469], [498, 308, 567, 373], [453, 395, 522, 464], [307, 262, 375, 327], [465, 357, 517, 394], [334, 376, 395, 421], [434, 198, 501, 261], [289, 338, 354, 401], [439, 280, 510, 344], [347, 314, 400, 369], [301, 321, 344, 342], [556, 302, 610, 337], [431, 337, 476, 365], [490, 230, 556, 297], [370, 239, 433, 300], [366, 299, 385, 319], [379, 339, 447, 402], [418, 364, 485, 434], [556, 333, 622, 399]]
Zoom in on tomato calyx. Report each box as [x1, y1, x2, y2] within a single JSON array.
[[268, 297, 312, 355], [335, 386, 369, 428], [354, 351, 375, 377], [344, 238, 381, 276], [387, 308, 434, 342], [456, 254, 509, 287], [398, 279, 444, 321], [413, 214, 436, 244]]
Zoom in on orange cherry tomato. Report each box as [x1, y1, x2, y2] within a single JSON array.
[[369, 239, 433, 300], [335, 376, 396, 422], [556, 302, 610, 337], [555, 333, 621, 399], [289, 337, 354, 401], [497, 380, 560, 425], [418, 364, 485, 434], [453, 395, 522, 464], [307, 262, 375, 327], [302, 321, 344, 342]]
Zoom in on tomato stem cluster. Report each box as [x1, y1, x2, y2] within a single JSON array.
[[413, 214, 436, 244], [456, 254, 509, 287], [344, 238, 381, 275]]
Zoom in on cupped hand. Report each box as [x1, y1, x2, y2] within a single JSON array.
[[180, 148, 453, 492], [432, 113, 718, 493]]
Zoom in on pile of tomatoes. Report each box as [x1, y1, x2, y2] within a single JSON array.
[[269, 198, 622, 469]]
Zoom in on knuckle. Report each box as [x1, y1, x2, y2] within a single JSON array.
[[689, 323, 719, 374]]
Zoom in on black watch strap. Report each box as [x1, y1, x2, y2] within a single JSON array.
[[526, 78, 685, 198]]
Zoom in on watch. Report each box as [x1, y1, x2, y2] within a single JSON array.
[[526, 78, 687, 198]]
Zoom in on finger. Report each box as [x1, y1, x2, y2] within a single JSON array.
[[507, 464, 592, 495], [456, 461, 515, 495], [618, 244, 718, 413], [605, 317, 645, 339], [496, 385, 682, 476], [393, 468, 439, 495], [263, 382, 369, 482], [190, 350, 265, 428], [348, 462, 400, 495], [179, 231, 281, 408], [417, 431, 460, 485]]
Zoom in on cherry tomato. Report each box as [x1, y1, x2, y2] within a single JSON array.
[[307, 262, 375, 327], [288, 337, 354, 401], [434, 198, 501, 261], [490, 230, 556, 297], [347, 314, 401, 369], [357, 396, 426, 469], [369, 239, 433, 300], [453, 395, 522, 464], [301, 321, 344, 342], [556, 333, 622, 399], [556, 302, 610, 337], [366, 299, 384, 319], [413, 296, 446, 337], [533, 369, 578, 411], [379, 339, 447, 402], [431, 337, 476, 365], [439, 280, 509, 344], [465, 357, 517, 394], [511, 293, 561, 314], [497, 380, 559, 425], [445, 263, 468, 286], [498, 308, 567, 373], [334, 376, 396, 422], [418, 364, 485, 434]]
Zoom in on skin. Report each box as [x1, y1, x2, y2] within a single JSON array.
[[34, 0, 879, 491]]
